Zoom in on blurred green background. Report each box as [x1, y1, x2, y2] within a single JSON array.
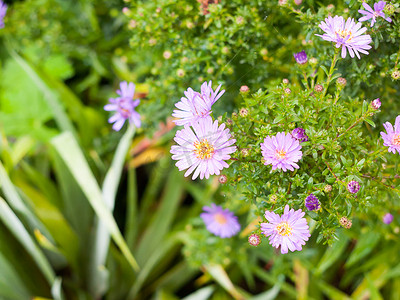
[[0, 0, 399, 299]]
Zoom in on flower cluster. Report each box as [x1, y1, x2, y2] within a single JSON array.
[[170, 81, 237, 180]]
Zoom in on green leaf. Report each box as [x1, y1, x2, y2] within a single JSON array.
[[0, 196, 55, 284], [51, 132, 139, 272], [345, 231, 380, 268], [364, 118, 375, 127], [89, 124, 136, 298]]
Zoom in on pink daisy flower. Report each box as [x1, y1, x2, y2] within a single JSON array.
[[172, 81, 225, 126], [170, 117, 236, 180], [260, 132, 302, 172], [381, 115, 400, 154], [261, 205, 311, 254], [316, 15, 372, 59], [358, 1, 392, 27], [104, 81, 141, 131], [200, 203, 241, 238]]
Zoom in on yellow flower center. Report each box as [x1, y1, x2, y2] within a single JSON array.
[[393, 134, 400, 146], [336, 29, 353, 41], [275, 150, 286, 159], [275, 222, 292, 236], [193, 139, 215, 160], [214, 213, 227, 224]]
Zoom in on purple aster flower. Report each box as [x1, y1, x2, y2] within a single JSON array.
[[358, 1, 392, 27], [261, 205, 311, 254], [291, 128, 309, 143], [347, 180, 360, 194], [170, 117, 236, 180], [104, 81, 141, 131], [381, 115, 400, 154], [261, 132, 302, 172], [316, 15, 372, 59], [383, 213, 394, 224], [0, 1, 7, 29], [200, 203, 240, 238], [293, 50, 308, 65], [172, 81, 225, 126], [371, 98, 381, 109], [305, 193, 320, 211]]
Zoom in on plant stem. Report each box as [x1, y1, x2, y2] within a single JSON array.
[[332, 110, 371, 142], [323, 51, 339, 97]]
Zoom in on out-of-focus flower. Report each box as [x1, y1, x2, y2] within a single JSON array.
[[261, 132, 303, 172], [314, 84, 324, 93], [200, 203, 240, 238], [172, 81, 225, 126], [381, 115, 400, 154], [104, 81, 141, 131], [170, 118, 236, 180], [261, 205, 311, 254], [358, 1, 392, 27], [316, 15, 372, 59], [383, 213, 394, 224], [293, 50, 308, 65], [0, 1, 7, 29]]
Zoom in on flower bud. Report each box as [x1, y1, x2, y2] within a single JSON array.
[[240, 85, 249, 93], [324, 184, 332, 193], [218, 175, 227, 184], [305, 193, 320, 211], [269, 194, 278, 203], [314, 84, 323, 93], [384, 4, 395, 16], [391, 70, 400, 80], [371, 98, 381, 110], [241, 148, 249, 157], [248, 234, 261, 246], [293, 50, 308, 65], [232, 112, 238, 119], [177, 69, 185, 77], [163, 51, 172, 59], [347, 181, 360, 194], [339, 216, 352, 228], [309, 57, 318, 66], [239, 108, 248, 117], [282, 78, 289, 84], [336, 77, 347, 87]]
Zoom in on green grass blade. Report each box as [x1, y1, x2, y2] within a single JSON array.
[[0, 196, 55, 284], [51, 132, 139, 272], [0, 161, 52, 241], [89, 124, 135, 298]]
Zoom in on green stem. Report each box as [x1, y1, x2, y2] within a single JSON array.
[[323, 51, 339, 96], [332, 110, 371, 142]]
